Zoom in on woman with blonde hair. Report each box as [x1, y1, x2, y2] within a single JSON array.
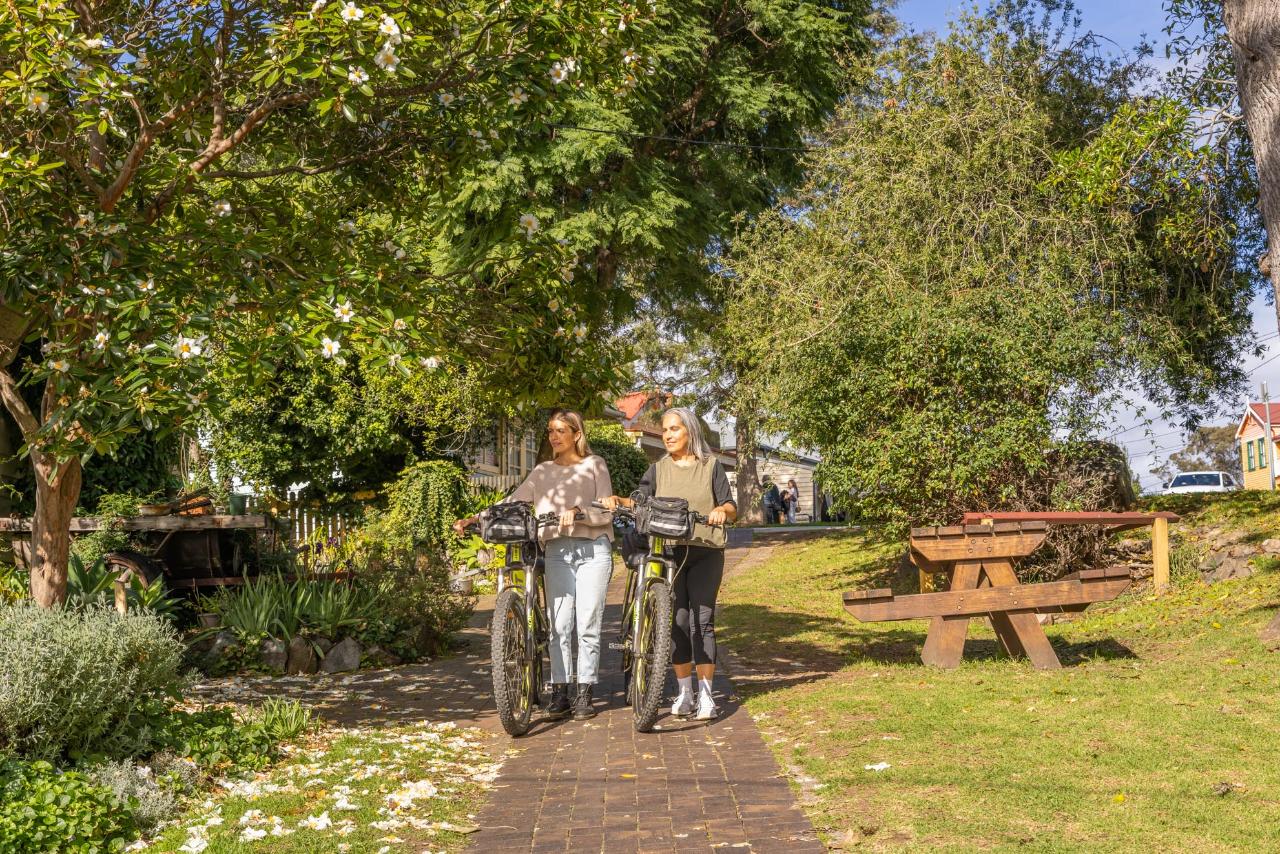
[[455, 409, 614, 720], [603, 407, 736, 720]]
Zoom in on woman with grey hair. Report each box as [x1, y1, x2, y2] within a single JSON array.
[[602, 407, 737, 720]]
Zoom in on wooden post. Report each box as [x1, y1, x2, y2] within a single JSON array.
[[113, 579, 127, 614], [1152, 516, 1170, 591], [918, 566, 934, 593]]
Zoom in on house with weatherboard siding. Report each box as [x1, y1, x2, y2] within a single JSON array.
[[1235, 402, 1280, 490]]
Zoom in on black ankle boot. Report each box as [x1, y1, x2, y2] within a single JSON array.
[[572, 683, 596, 720], [545, 683, 571, 719]]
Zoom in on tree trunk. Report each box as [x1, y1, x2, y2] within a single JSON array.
[[29, 455, 82, 607], [1224, 1, 1280, 332], [734, 416, 764, 524]]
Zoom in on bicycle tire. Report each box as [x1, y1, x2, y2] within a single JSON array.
[[491, 588, 534, 736], [632, 579, 672, 733]]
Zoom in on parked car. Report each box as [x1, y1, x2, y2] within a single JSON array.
[[1161, 471, 1241, 495]]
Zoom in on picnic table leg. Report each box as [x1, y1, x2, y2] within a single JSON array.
[[981, 559, 1062, 671], [1152, 517, 1170, 591], [921, 560, 980, 668]]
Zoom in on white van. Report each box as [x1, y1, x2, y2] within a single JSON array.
[[1161, 471, 1241, 494]]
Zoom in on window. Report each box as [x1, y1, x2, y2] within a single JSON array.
[[524, 432, 539, 471], [1248, 442, 1256, 471], [1259, 438, 1268, 470], [505, 428, 521, 475], [472, 425, 498, 470], [1171, 473, 1225, 488]]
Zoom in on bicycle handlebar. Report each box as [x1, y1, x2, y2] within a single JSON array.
[[590, 500, 724, 528]]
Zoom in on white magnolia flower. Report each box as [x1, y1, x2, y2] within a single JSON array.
[[0, 149, 10, 159], [175, 336, 204, 359], [392, 318, 407, 331], [178, 838, 209, 854], [548, 63, 568, 85], [133, 48, 149, 68], [518, 212, 539, 237], [562, 57, 578, 73], [378, 14, 399, 36], [239, 827, 268, 842], [622, 47, 639, 64], [621, 72, 638, 90], [84, 36, 105, 49], [338, 220, 357, 235], [339, 2, 364, 22], [618, 18, 627, 30], [374, 47, 399, 73], [75, 210, 95, 229], [321, 337, 341, 358], [387, 352, 402, 367], [561, 267, 574, 282], [574, 324, 587, 340], [420, 356, 440, 370], [437, 91, 455, 107], [507, 87, 529, 106], [309, 0, 327, 17], [334, 301, 354, 322], [347, 66, 369, 85], [49, 359, 70, 373], [547, 297, 560, 311], [213, 200, 232, 217], [333, 795, 360, 811], [94, 330, 109, 349], [864, 761, 891, 772], [299, 811, 333, 830]]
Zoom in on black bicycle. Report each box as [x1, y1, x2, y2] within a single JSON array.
[[469, 502, 571, 737], [595, 496, 720, 733]]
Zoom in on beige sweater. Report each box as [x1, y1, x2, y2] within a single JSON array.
[[502, 455, 615, 542]]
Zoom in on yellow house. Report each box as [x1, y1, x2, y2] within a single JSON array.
[[1235, 403, 1280, 490]]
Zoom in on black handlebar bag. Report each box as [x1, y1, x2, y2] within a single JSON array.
[[480, 502, 538, 544], [632, 496, 694, 539]]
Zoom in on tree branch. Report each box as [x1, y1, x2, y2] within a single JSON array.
[[101, 90, 210, 212], [0, 369, 39, 441]]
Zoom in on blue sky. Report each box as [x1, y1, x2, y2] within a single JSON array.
[[894, 0, 1277, 491]]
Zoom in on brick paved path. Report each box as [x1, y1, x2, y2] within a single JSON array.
[[469, 537, 822, 853]]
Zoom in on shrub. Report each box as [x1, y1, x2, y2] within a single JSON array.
[[0, 603, 185, 762], [84, 759, 176, 835], [144, 705, 277, 771], [587, 420, 650, 497], [357, 548, 473, 659], [0, 563, 27, 604], [71, 493, 142, 569], [198, 574, 385, 645], [256, 698, 313, 742], [0, 758, 139, 853]]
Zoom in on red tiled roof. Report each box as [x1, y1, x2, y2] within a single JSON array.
[[1249, 403, 1280, 425], [615, 391, 650, 420]]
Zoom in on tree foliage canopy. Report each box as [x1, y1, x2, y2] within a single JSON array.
[[723, 4, 1258, 529]]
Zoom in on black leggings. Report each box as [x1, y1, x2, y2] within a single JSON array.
[[670, 546, 724, 667]]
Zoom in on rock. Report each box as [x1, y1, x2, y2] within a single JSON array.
[[1261, 612, 1280, 651], [259, 637, 288, 673], [313, 637, 334, 656], [1262, 539, 1280, 555], [321, 637, 362, 673], [200, 630, 240, 672], [285, 636, 318, 675], [363, 643, 401, 668], [1199, 551, 1226, 573], [1212, 530, 1250, 551], [1227, 544, 1258, 559], [1206, 557, 1255, 584]]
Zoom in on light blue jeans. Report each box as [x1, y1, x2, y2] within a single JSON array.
[[543, 535, 613, 685]]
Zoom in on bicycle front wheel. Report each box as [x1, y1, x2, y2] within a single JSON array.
[[631, 579, 672, 733], [491, 588, 535, 736]]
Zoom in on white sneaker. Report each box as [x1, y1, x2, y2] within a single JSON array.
[[671, 692, 694, 717], [695, 691, 718, 721]]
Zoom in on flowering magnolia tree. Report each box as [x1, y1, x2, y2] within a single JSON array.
[[0, 0, 652, 605]]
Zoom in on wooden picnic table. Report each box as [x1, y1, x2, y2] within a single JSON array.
[[959, 511, 1180, 589], [0, 514, 277, 590], [843, 521, 1132, 670]]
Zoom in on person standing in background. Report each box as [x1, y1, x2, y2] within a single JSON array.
[[786, 478, 800, 523]]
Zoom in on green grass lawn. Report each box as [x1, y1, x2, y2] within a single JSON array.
[[719, 517, 1280, 852], [148, 721, 496, 853]]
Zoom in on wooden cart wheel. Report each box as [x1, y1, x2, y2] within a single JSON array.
[[103, 551, 166, 613]]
